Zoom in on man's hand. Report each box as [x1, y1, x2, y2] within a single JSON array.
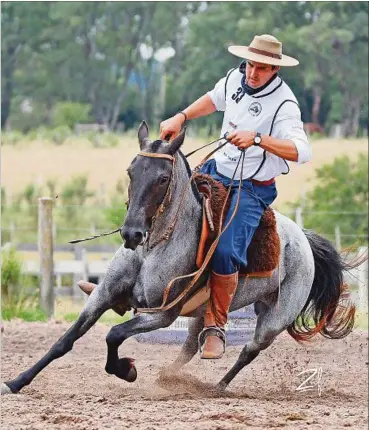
[[159, 114, 185, 141], [227, 130, 256, 149]]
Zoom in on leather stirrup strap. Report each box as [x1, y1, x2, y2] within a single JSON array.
[[136, 150, 246, 314]]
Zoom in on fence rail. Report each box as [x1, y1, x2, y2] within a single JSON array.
[[2, 199, 368, 317]]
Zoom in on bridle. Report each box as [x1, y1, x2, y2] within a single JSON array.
[[69, 135, 230, 245], [69, 134, 247, 316], [134, 141, 246, 314]]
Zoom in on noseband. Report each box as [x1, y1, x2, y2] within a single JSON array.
[[134, 151, 177, 250]]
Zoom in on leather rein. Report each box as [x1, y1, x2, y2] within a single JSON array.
[[135, 141, 246, 314], [69, 135, 246, 316]]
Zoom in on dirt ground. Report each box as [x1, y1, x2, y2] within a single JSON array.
[[1, 320, 368, 430]]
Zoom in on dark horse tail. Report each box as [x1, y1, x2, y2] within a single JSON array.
[[287, 230, 365, 342]]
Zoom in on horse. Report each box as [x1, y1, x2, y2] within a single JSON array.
[[1, 121, 358, 395]]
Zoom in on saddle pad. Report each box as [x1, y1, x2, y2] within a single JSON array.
[[194, 173, 280, 275]]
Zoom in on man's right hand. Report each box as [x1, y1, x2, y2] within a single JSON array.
[[159, 113, 185, 141]]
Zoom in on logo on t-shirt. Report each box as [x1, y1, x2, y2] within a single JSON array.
[[248, 102, 262, 116]]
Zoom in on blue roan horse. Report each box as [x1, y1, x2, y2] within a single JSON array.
[[1, 122, 359, 395]]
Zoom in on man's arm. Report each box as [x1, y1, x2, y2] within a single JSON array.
[[227, 132, 299, 161], [159, 94, 216, 140], [227, 103, 312, 164]]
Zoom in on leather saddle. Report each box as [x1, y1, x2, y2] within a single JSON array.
[[178, 173, 281, 317], [194, 173, 280, 277]]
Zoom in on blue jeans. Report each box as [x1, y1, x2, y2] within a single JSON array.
[[199, 159, 278, 275]]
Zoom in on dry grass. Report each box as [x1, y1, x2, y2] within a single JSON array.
[[2, 136, 367, 209]]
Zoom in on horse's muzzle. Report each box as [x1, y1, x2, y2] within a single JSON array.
[[121, 226, 145, 250]]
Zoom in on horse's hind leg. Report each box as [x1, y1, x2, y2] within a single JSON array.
[[1, 287, 112, 395], [164, 316, 204, 375], [215, 301, 282, 391]]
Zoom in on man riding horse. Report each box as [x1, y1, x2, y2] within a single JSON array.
[[159, 34, 312, 359]]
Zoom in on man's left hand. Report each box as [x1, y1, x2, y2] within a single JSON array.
[[226, 130, 256, 149]]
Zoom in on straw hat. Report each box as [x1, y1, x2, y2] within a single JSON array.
[[228, 34, 299, 67]]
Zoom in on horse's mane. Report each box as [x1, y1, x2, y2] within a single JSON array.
[[177, 150, 202, 205]]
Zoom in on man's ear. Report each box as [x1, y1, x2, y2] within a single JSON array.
[[167, 127, 186, 156], [138, 120, 149, 150]]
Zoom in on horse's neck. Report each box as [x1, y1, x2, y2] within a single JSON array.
[[149, 155, 202, 246]]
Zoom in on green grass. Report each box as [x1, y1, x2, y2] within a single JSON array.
[[63, 309, 130, 325], [2, 306, 48, 322]]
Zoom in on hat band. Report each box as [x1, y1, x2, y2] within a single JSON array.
[[248, 47, 282, 60]]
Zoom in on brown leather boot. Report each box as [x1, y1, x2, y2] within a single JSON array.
[[199, 271, 238, 359], [77, 280, 128, 316]]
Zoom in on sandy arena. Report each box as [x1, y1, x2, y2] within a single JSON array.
[[1, 320, 368, 429]]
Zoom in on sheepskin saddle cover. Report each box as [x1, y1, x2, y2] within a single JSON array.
[[194, 173, 280, 276]]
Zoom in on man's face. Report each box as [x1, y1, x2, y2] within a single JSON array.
[[245, 60, 279, 88]]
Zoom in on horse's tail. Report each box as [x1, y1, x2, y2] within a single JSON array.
[[287, 230, 366, 342]]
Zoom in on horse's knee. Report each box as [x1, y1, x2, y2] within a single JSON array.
[[52, 337, 74, 358], [106, 326, 125, 347]]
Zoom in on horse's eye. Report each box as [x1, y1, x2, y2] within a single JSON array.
[[159, 176, 169, 185]]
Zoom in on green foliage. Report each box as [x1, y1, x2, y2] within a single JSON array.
[[1, 246, 22, 298], [48, 125, 73, 145], [291, 154, 368, 246], [2, 2, 367, 136], [60, 175, 94, 205], [2, 130, 25, 145], [2, 307, 48, 322], [52, 102, 92, 128], [1, 246, 46, 321]]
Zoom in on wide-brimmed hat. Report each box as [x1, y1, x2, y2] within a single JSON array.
[[228, 34, 299, 67]]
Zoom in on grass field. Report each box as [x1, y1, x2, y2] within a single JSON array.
[[2, 136, 368, 210]]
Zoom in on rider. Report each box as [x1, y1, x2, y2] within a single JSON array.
[[159, 34, 312, 359]]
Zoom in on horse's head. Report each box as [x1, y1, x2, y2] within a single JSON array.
[[121, 121, 186, 250]]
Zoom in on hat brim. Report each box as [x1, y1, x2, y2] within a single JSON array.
[[228, 45, 299, 67]]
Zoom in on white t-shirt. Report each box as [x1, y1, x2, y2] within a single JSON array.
[[207, 68, 312, 181]]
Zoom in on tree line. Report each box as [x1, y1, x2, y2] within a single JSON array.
[[2, 1, 368, 136]]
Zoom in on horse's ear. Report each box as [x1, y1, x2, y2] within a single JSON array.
[[138, 120, 149, 150], [167, 127, 186, 156]]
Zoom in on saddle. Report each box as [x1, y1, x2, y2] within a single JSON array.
[[178, 173, 280, 317], [194, 173, 280, 276]]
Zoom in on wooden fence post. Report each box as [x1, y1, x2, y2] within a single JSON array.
[[38, 197, 54, 318]]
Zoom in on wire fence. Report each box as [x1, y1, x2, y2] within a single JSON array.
[[2, 205, 368, 249]]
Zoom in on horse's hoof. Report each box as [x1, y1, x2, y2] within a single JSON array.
[[114, 358, 137, 383], [1, 383, 14, 395], [214, 381, 227, 394]]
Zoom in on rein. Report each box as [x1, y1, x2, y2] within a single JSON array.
[[68, 135, 228, 245], [136, 148, 245, 314], [68, 134, 246, 316]]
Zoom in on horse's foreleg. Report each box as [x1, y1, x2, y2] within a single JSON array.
[[1, 289, 111, 395], [165, 316, 204, 375], [105, 311, 179, 382]]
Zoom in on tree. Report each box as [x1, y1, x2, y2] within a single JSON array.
[[1, 2, 51, 128], [295, 154, 368, 246]]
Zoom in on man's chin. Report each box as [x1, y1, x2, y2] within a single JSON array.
[[248, 80, 260, 88]]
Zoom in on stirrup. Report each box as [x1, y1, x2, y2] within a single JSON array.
[[198, 326, 226, 354]]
